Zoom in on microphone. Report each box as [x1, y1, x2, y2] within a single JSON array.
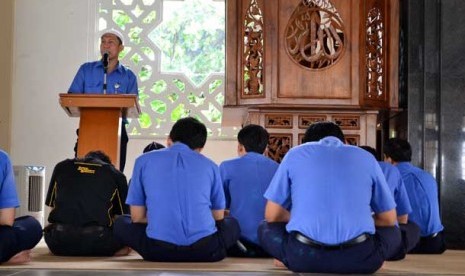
[[103, 51, 109, 72]]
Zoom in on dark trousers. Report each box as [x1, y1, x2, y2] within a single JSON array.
[[0, 216, 43, 263], [114, 215, 240, 262], [44, 223, 124, 256], [388, 221, 421, 261], [258, 221, 402, 274], [409, 230, 446, 254], [227, 238, 270, 258], [119, 121, 128, 172]]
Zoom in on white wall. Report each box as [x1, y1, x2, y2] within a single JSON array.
[[0, 0, 13, 150], [11, 0, 237, 189]]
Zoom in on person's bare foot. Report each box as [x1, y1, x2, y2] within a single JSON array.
[[273, 258, 287, 268], [113, 246, 132, 256], [379, 261, 386, 269], [5, 250, 32, 264]]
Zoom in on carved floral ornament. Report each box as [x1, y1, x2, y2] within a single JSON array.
[[366, 7, 385, 98], [285, 0, 346, 70], [267, 134, 292, 163], [243, 0, 265, 97]]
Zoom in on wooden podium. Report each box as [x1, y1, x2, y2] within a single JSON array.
[[59, 93, 140, 167]]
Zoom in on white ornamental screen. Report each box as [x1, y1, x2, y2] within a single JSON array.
[[96, 0, 238, 139]]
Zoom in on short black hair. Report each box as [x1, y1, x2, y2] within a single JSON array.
[[303, 121, 345, 143], [143, 142, 165, 153], [238, 124, 269, 154], [85, 150, 111, 164], [359, 145, 379, 161], [169, 117, 207, 150], [383, 138, 412, 162]]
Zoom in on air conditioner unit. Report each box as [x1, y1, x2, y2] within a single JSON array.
[[13, 165, 46, 227]]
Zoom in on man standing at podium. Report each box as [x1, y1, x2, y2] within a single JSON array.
[[68, 29, 138, 172]]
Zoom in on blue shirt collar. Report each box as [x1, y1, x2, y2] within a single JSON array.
[[243, 152, 264, 158], [318, 136, 344, 146], [170, 142, 193, 151]]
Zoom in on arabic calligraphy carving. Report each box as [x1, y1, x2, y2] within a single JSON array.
[[285, 0, 345, 70]]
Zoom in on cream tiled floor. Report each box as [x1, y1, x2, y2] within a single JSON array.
[[2, 241, 465, 276]]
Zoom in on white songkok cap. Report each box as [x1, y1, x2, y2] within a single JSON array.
[[100, 29, 124, 45]]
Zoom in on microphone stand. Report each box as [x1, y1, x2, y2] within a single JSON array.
[[103, 52, 109, 94], [103, 68, 108, 94]]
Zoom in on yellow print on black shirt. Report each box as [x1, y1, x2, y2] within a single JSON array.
[[77, 166, 96, 174]]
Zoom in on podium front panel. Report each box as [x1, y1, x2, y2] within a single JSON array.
[[77, 108, 120, 167]]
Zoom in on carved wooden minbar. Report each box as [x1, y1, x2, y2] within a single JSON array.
[[225, 0, 399, 161]]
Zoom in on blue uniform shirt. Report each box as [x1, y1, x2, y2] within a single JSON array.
[[127, 143, 225, 245], [378, 161, 412, 216], [265, 137, 396, 245], [68, 61, 138, 94], [0, 150, 20, 209], [219, 152, 279, 244], [396, 162, 444, 236]]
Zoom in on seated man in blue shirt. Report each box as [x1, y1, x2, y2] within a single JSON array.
[[360, 145, 420, 260], [0, 150, 42, 264], [219, 124, 279, 257], [114, 117, 240, 262], [384, 138, 446, 254], [68, 29, 138, 172], [258, 122, 402, 274]]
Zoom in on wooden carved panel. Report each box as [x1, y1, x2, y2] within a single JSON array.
[[285, 0, 346, 70], [265, 114, 293, 128], [224, 1, 396, 155], [332, 115, 360, 130], [225, 0, 398, 108], [277, 0, 356, 100], [298, 115, 327, 129], [359, 0, 394, 108], [365, 6, 385, 100], [242, 0, 265, 98], [345, 135, 360, 146], [298, 133, 305, 144], [267, 133, 292, 163]]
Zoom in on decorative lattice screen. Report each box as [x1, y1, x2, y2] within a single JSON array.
[[97, 0, 238, 139]]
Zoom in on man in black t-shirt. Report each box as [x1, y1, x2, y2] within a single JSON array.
[[44, 151, 129, 256]]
